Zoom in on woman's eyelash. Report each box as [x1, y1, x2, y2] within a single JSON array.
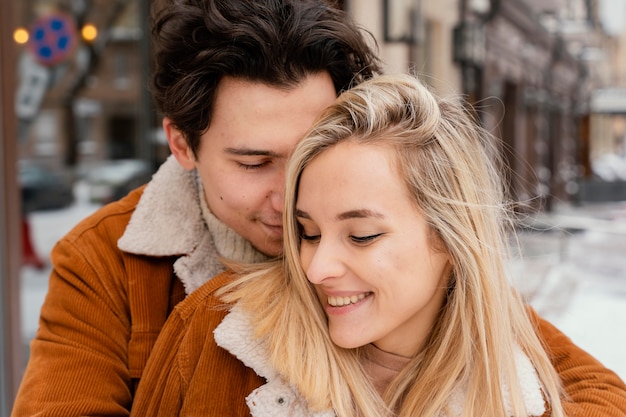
[[351, 233, 382, 243], [300, 233, 320, 242], [299, 232, 383, 243]]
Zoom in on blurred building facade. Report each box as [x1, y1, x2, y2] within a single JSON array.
[[348, 0, 624, 209], [15, 0, 154, 173], [12, 0, 626, 208]]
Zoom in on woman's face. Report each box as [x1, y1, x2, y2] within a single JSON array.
[[296, 140, 452, 357]]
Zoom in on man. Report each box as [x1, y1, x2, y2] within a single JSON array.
[[12, 0, 626, 416]]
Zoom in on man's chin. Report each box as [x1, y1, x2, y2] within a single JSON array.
[[257, 241, 284, 258], [249, 234, 283, 258], [253, 223, 283, 255]]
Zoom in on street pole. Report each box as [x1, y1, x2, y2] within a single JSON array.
[[138, 0, 155, 167], [0, 0, 25, 414]]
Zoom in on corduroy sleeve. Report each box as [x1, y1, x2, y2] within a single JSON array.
[[529, 307, 626, 416], [12, 228, 134, 417], [11, 188, 174, 417]]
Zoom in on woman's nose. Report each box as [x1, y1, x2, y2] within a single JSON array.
[[302, 238, 345, 285]]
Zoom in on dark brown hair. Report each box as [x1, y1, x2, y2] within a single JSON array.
[[151, 0, 381, 155]]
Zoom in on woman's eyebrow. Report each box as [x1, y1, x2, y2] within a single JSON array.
[[295, 209, 310, 219], [336, 209, 384, 221], [295, 208, 384, 221]]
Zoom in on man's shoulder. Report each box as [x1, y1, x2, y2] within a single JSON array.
[[63, 185, 146, 244]]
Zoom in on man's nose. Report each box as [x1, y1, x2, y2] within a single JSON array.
[[269, 169, 285, 212]]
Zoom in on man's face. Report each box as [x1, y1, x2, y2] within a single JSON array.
[[167, 73, 337, 256]]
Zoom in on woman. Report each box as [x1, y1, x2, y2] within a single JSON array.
[[221, 73, 565, 416], [130, 74, 626, 416]]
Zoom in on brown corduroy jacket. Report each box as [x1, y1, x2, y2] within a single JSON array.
[[13, 157, 229, 416], [128, 271, 626, 417], [11, 157, 626, 416]]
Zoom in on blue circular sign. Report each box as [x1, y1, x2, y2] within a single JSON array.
[[28, 13, 77, 66]]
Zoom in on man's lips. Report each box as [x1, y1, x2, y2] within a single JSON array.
[[262, 222, 283, 237]]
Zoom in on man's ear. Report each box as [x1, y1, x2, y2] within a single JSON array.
[[163, 117, 195, 170]]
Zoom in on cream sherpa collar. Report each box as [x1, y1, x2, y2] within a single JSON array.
[[215, 306, 546, 417]]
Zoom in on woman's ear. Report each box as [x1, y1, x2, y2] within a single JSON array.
[[164, 117, 196, 170]]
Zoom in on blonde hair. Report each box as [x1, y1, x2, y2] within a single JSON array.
[[221, 73, 565, 416]]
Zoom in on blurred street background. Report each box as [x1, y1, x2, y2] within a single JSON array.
[[510, 201, 626, 379], [2, 0, 626, 415]]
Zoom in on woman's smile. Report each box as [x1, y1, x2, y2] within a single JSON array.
[[327, 292, 370, 307]]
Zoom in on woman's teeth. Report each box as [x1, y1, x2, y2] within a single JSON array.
[[327, 293, 367, 307]]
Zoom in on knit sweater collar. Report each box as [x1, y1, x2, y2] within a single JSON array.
[[197, 179, 269, 265], [361, 343, 412, 397]]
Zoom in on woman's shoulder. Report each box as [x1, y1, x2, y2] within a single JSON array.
[[170, 272, 236, 324]]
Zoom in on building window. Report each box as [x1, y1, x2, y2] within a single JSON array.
[[114, 53, 129, 89]]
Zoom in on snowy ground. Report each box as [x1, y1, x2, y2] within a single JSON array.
[[510, 204, 626, 379], [19, 184, 101, 362], [19, 185, 626, 380]]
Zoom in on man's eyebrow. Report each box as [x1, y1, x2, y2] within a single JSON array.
[[224, 147, 282, 157], [295, 208, 384, 221]]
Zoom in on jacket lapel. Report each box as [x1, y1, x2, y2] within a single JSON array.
[[215, 306, 336, 417], [117, 155, 225, 294]]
